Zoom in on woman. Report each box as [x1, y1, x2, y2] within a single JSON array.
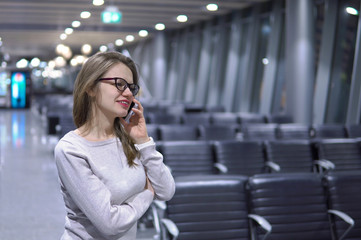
[[54, 51, 175, 239]]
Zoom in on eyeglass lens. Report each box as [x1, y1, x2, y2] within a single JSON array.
[[116, 78, 139, 95]]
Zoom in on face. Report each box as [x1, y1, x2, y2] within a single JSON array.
[[95, 62, 134, 120]]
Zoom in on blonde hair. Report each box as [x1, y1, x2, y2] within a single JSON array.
[[73, 51, 140, 166]]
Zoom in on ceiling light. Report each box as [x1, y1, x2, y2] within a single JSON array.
[[72, 21, 81, 28], [206, 3, 218, 11], [70, 58, 78, 67], [115, 39, 124, 46], [16, 58, 28, 69], [81, 44, 92, 55], [155, 23, 165, 31], [55, 56, 66, 67], [80, 11, 91, 19], [139, 30, 148, 37], [346, 7, 359, 15], [99, 45, 108, 52], [177, 15, 188, 22], [60, 33, 67, 40], [93, 0, 104, 6], [126, 35, 135, 42], [30, 58, 40, 67], [65, 28, 73, 35], [48, 60, 56, 69]]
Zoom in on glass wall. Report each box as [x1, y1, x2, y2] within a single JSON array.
[[325, 0, 359, 123]]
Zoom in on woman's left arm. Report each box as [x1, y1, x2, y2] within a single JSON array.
[[120, 99, 175, 200], [135, 139, 175, 201]]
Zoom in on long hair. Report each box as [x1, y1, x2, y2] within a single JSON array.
[[73, 51, 140, 166]]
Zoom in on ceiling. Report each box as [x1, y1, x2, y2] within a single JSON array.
[[0, 0, 266, 64]]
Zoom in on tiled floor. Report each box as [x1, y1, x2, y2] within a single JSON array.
[[0, 109, 157, 240]]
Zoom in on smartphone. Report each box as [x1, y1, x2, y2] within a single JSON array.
[[124, 102, 138, 123]]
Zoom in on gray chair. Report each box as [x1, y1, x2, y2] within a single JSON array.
[[213, 140, 271, 176], [315, 138, 361, 171], [248, 173, 354, 240], [325, 171, 361, 240], [160, 175, 271, 240]]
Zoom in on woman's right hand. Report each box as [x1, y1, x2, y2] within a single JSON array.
[[145, 177, 155, 196]]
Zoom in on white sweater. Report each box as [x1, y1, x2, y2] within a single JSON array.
[[54, 131, 175, 240]]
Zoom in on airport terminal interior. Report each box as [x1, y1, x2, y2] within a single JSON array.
[[1, 0, 361, 239]]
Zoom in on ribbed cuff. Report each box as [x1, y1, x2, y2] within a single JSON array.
[[134, 137, 154, 151]]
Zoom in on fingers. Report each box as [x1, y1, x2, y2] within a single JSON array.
[[132, 98, 143, 111]]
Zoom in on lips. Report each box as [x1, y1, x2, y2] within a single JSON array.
[[117, 99, 130, 108]]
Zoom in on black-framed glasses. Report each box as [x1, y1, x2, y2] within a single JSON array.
[[98, 77, 140, 96]]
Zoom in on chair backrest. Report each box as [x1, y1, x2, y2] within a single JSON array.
[[181, 113, 212, 125], [248, 173, 332, 240], [210, 112, 240, 126], [146, 124, 160, 141], [264, 139, 315, 173], [205, 105, 225, 113], [58, 115, 76, 138], [213, 140, 267, 176], [166, 175, 251, 240], [198, 125, 238, 141], [158, 141, 216, 177], [312, 124, 347, 139], [315, 138, 361, 171], [242, 123, 278, 141], [345, 124, 361, 138], [277, 123, 311, 140], [237, 112, 266, 124], [266, 114, 293, 124], [325, 171, 361, 240], [158, 124, 199, 141], [147, 113, 182, 124]]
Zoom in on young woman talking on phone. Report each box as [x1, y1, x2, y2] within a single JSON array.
[[54, 51, 175, 240]]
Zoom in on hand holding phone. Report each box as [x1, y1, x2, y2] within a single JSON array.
[[124, 102, 138, 123]]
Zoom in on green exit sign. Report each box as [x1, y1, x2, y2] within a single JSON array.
[[101, 6, 122, 24]]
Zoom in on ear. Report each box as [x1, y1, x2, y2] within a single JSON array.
[[87, 88, 96, 97]]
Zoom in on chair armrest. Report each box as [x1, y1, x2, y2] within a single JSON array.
[[265, 161, 281, 172], [314, 159, 335, 172], [214, 163, 228, 173], [328, 209, 354, 240], [161, 218, 179, 240], [154, 200, 167, 210], [248, 214, 272, 240]]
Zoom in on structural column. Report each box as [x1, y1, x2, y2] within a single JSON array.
[[285, 0, 315, 124]]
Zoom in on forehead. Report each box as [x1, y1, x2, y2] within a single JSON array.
[[104, 62, 133, 82]]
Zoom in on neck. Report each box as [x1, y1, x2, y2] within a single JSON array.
[[77, 108, 115, 141]]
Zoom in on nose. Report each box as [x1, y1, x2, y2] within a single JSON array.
[[122, 86, 133, 97]]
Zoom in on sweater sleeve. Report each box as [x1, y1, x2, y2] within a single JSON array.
[[135, 138, 175, 201], [54, 141, 154, 237]]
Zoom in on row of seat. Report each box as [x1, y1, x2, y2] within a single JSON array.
[[158, 172, 360, 240], [156, 138, 361, 177], [145, 111, 292, 125], [147, 123, 361, 141]]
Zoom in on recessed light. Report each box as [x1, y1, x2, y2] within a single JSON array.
[[346, 7, 359, 15], [60, 33, 67, 40], [80, 11, 91, 19], [177, 15, 188, 22], [115, 39, 124, 46], [139, 30, 148, 37], [65, 28, 73, 35], [93, 0, 104, 6], [72, 21, 81, 28], [206, 3, 218, 11], [126, 35, 135, 42], [155, 23, 165, 31]]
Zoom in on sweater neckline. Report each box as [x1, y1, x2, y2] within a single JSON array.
[[68, 130, 117, 147]]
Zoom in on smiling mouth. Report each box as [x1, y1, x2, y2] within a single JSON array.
[[117, 100, 129, 108]]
